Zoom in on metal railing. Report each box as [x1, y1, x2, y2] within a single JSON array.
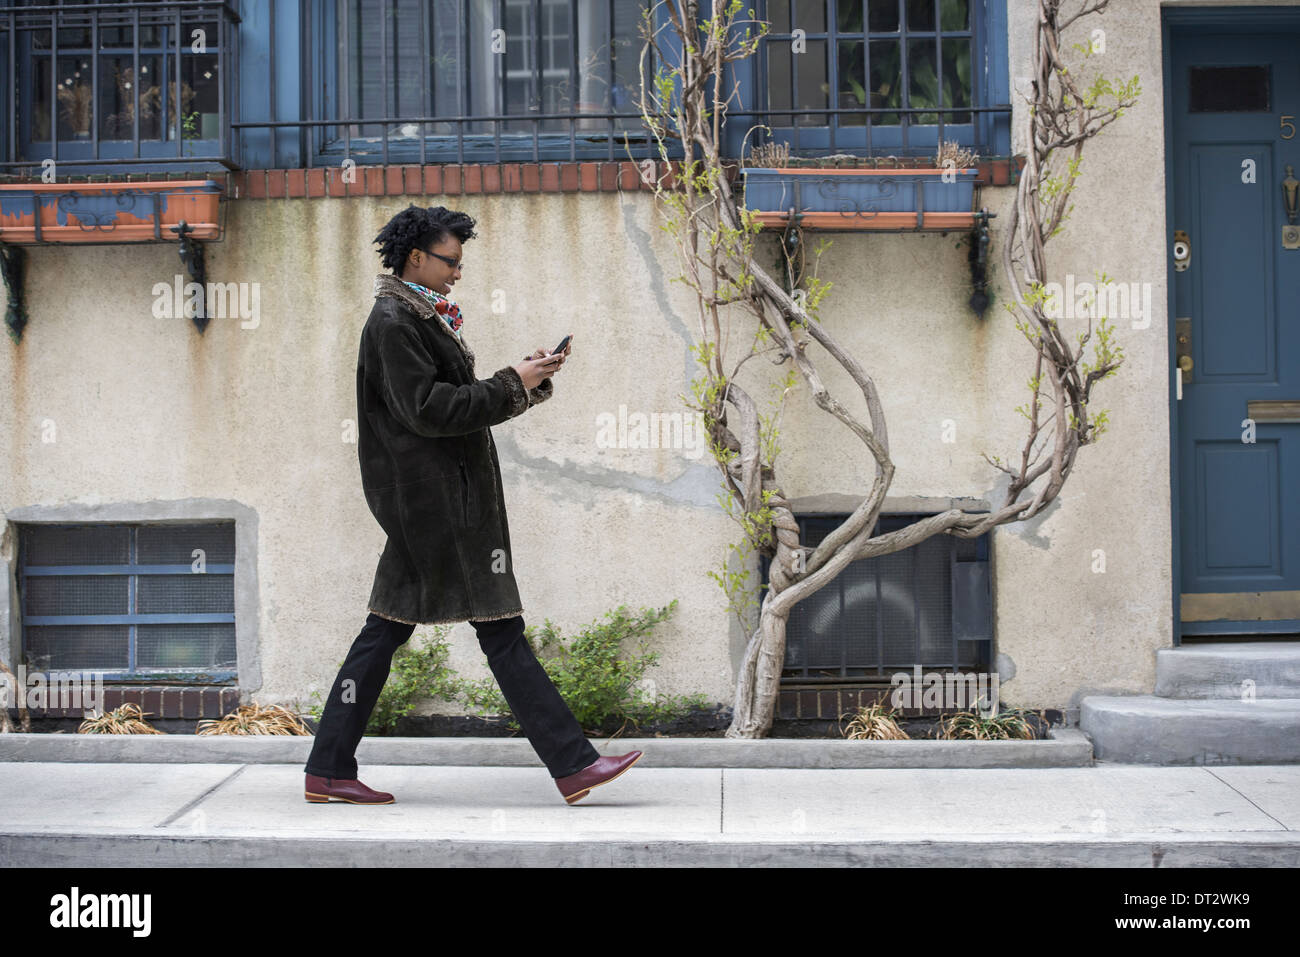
[[732, 104, 1013, 161], [230, 111, 677, 168]]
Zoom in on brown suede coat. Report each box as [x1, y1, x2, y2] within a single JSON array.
[[357, 273, 553, 624]]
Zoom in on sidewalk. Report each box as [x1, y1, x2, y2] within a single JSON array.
[[1, 733, 1297, 866]]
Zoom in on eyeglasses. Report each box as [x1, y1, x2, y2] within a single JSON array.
[[423, 249, 463, 271]]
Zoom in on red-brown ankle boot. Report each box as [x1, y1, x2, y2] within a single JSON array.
[[305, 773, 395, 805], [553, 751, 643, 805]]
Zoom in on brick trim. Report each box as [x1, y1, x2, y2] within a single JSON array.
[[778, 685, 893, 721], [11, 686, 241, 721], [0, 157, 1022, 197]]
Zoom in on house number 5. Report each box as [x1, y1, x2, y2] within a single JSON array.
[[1283, 115, 1296, 140]]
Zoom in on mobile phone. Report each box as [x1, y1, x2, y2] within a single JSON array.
[[523, 335, 573, 363]]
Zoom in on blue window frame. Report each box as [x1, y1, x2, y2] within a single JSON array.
[[16, 522, 238, 682], [723, 0, 1010, 159], [3, 2, 1004, 172], [287, 0, 685, 165], [1, 0, 237, 174]]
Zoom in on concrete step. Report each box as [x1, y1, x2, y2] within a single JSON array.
[[1155, 641, 1300, 699], [1080, 696, 1300, 764]]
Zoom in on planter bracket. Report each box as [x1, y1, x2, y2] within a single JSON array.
[[968, 208, 997, 318], [170, 219, 210, 333], [780, 207, 806, 295]]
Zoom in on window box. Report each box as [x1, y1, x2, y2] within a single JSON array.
[[0, 179, 222, 244], [741, 166, 978, 230]]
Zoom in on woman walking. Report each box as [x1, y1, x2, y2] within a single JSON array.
[[303, 204, 641, 806]]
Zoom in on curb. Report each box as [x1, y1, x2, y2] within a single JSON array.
[[0, 727, 1093, 768], [3, 830, 1294, 868]]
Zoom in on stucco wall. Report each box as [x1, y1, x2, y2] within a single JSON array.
[[1, 0, 1229, 721]]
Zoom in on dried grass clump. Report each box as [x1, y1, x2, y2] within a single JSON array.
[[78, 703, 166, 735], [934, 138, 979, 170], [840, 701, 910, 740], [747, 139, 791, 168], [196, 702, 311, 735]]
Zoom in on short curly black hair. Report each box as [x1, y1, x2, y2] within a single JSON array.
[[373, 204, 477, 272]]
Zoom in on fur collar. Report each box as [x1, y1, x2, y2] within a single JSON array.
[[373, 272, 475, 369]]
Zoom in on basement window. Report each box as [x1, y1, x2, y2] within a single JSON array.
[[759, 512, 992, 683], [16, 522, 237, 681]]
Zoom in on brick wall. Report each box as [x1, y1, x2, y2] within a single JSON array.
[[0, 157, 1023, 197], [11, 686, 240, 721]]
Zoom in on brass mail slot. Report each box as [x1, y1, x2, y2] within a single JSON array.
[[1246, 400, 1300, 423], [1181, 590, 1300, 621]]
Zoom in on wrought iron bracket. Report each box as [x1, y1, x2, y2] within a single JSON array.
[[170, 220, 209, 333], [780, 206, 806, 299], [967, 207, 996, 318]]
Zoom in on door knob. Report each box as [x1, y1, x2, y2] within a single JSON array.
[[1173, 230, 1191, 270]]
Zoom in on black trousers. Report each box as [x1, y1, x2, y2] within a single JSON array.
[[304, 612, 601, 780]]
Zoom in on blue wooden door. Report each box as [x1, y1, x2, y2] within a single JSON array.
[[1172, 34, 1300, 636]]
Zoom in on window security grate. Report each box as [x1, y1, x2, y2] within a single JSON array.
[[301, 0, 673, 165], [16, 521, 237, 680], [741, 0, 1011, 159], [0, 0, 238, 171], [758, 511, 992, 682]]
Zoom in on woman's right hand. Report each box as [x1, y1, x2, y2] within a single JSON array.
[[513, 352, 563, 389]]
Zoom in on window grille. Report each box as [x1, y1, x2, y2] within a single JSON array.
[[0, 0, 237, 170], [16, 521, 238, 680], [742, 0, 1010, 158], [309, 0, 669, 164], [759, 511, 992, 682]]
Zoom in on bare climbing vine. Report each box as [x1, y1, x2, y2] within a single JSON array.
[[629, 0, 1140, 737]]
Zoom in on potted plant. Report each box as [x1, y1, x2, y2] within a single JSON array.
[[56, 79, 93, 139], [142, 79, 197, 140], [182, 111, 201, 156], [741, 139, 980, 230], [103, 67, 205, 145]]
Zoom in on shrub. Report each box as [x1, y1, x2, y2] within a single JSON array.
[[457, 599, 708, 733], [306, 625, 464, 735]]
